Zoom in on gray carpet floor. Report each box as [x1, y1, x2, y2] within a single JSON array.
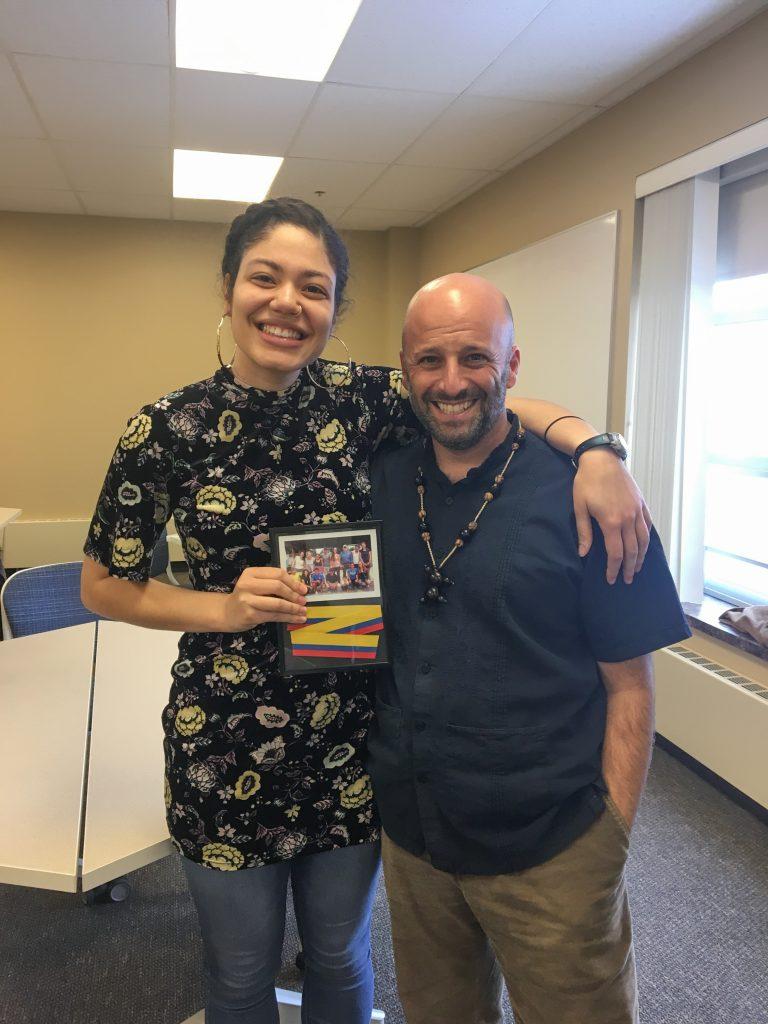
[[1, 746, 766, 1024]]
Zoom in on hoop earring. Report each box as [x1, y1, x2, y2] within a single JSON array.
[[305, 334, 353, 391], [216, 316, 236, 368]]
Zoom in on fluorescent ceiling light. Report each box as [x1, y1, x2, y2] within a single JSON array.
[[173, 149, 283, 203], [175, 0, 363, 81]]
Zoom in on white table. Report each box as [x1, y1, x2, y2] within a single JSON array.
[[82, 621, 178, 890], [0, 623, 94, 891], [0, 621, 178, 892]]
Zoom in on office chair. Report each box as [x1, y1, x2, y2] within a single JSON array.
[[0, 529, 178, 640], [0, 560, 100, 640]]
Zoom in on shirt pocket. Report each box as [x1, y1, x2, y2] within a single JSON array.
[[433, 722, 552, 844], [366, 698, 408, 783]]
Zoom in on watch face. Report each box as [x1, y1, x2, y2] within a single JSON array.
[[608, 433, 628, 458]]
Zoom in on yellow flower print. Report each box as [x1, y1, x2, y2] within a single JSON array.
[[234, 770, 261, 800], [321, 511, 348, 524], [213, 653, 249, 684], [323, 743, 355, 769], [389, 368, 407, 397], [164, 775, 172, 809], [185, 536, 208, 561], [112, 536, 145, 568], [117, 482, 142, 506], [119, 413, 152, 450], [218, 409, 243, 443], [340, 774, 373, 809], [311, 692, 341, 730], [324, 362, 353, 387], [196, 484, 237, 516], [175, 705, 206, 736], [286, 804, 300, 821], [255, 706, 290, 728], [202, 842, 245, 871], [316, 419, 347, 453]]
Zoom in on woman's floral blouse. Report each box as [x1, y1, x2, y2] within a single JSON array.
[[85, 362, 416, 871]]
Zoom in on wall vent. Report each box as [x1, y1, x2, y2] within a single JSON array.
[[654, 646, 768, 809], [667, 644, 768, 699]]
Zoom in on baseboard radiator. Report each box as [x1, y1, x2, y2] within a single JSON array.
[[653, 645, 768, 810]]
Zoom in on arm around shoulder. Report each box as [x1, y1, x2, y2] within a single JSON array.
[[509, 396, 651, 584]]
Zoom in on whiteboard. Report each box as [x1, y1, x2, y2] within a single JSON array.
[[471, 212, 618, 430]]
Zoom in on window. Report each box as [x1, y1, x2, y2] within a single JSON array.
[[630, 144, 768, 609], [702, 274, 768, 605]]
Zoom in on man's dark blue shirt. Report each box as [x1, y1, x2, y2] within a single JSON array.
[[369, 414, 691, 875]]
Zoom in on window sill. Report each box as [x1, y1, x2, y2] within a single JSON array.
[[683, 595, 768, 665]]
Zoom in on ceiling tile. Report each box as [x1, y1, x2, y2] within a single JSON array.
[[173, 198, 250, 224], [0, 187, 81, 215], [269, 158, 387, 209], [356, 164, 488, 212], [289, 84, 453, 164], [468, 0, 757, 105], [0, 56, 43, 138], [0, 139, 70, 189], [54, 141, 171, 194], [173, 70, 318, 156], [0, 0, 170, 65], [399, 95, 594, 171], [326, 0, 552, 93], [79, 193, 172, 219], [16, 55, 170, 145], [338, 208, 429, 230]]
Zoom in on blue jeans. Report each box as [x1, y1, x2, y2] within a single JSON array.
[[182, 841, 381, 1024]]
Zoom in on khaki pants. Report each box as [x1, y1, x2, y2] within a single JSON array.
[[382, 798, 638, 1024]]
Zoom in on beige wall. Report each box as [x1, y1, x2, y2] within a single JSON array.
[[0, 213, 391, 520], [3, 10, 768, 599], [418, 9, 768, 431]]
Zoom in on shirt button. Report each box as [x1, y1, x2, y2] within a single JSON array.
[[414, 721, 426, 733], [419, 661, 432, 674], [445, 496, 453, 506]]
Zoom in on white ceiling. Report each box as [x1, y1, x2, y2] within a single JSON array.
[[0, 0, 765, 230]]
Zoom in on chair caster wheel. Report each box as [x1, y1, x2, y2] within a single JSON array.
[[82, 877, 131, 905]]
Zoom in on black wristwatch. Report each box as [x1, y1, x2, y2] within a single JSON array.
[[572, 432, 628, 466]]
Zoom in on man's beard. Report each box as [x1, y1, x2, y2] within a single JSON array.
[[408, 369, 509, 451]]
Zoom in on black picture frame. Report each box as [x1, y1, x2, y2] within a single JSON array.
[[269, 520, 388, 676]]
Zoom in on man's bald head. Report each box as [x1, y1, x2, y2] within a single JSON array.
[[402, 273, 515, 356], [399, 273, 520, 453]]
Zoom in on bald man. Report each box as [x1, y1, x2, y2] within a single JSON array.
[[367, 274, 690, 1024]]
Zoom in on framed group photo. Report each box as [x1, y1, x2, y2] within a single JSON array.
[[270, 520, 388, 676]]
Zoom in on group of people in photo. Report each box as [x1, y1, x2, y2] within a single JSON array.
[[286, 541, 373, 594]]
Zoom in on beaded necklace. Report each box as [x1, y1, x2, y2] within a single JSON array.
[[416, 424, 525, 604]]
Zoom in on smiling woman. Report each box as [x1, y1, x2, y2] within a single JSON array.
[[78, 195, 650, 1024], [224, 227, 335, 388]]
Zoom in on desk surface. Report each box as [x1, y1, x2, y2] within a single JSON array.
[[81, 621, 180, 889], [0, 623, 95, 892]]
